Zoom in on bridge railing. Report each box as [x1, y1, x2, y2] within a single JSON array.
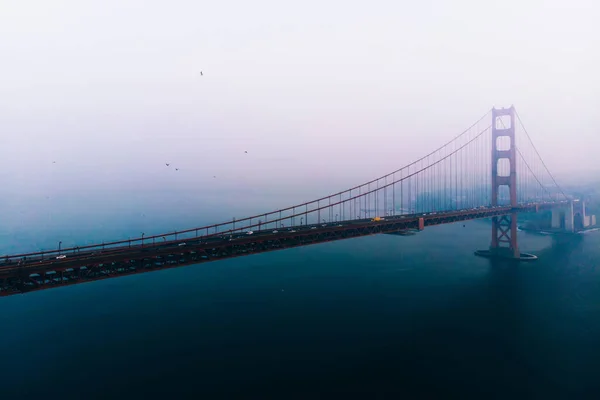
[[1, 200, 570, 264]]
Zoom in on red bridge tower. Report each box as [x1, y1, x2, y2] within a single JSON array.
[[489, 106, 520, 258]]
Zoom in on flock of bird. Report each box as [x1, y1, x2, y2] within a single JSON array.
[[164, 150, 248, 178], [51, 72, 252, 181], [52, 149, 249, 179]]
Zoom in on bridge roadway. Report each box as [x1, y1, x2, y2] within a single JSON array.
[[0, 202, 565, 297]]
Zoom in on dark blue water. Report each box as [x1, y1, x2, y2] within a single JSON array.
[[2, 218, 600, 399]]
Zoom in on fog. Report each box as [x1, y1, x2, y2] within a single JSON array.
[[1, 0, 598, 211]]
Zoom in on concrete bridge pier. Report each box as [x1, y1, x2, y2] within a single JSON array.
[[552, 200, 596, 232], [551, 202, 574, 232]]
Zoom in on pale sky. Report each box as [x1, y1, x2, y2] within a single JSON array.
[[1, 0, 599, 201]]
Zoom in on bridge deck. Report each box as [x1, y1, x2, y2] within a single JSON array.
[[0, 203, 564, 297]]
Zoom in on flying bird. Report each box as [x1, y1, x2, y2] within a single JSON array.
[[175, 168, 179, 171], [52, 161, 56, 164], [166, 163, 170, 166], [200, 71, 203, 76], [244, 151, 248, 154]]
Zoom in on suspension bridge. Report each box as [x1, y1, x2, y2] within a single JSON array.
[[0, 106, 579, 296]]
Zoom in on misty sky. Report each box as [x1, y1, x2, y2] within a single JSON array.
[[1, 0, 599, 201]]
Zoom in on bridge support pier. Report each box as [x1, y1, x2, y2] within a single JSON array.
[[551, 200, 596, 233], [475, 106, 537, 261], [490, 212, 520, 258]]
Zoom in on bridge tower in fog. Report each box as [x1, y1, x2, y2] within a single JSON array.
[[489, 106, 520, 258]]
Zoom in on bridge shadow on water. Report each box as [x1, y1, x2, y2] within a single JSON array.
[[212, 233, 600, 399], [299, 235, 599, 399], [2, 226, 600, 399], [417, 235, 599, 399]]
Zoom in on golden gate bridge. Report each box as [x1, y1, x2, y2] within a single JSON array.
[[0, 106, 578, 296]]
